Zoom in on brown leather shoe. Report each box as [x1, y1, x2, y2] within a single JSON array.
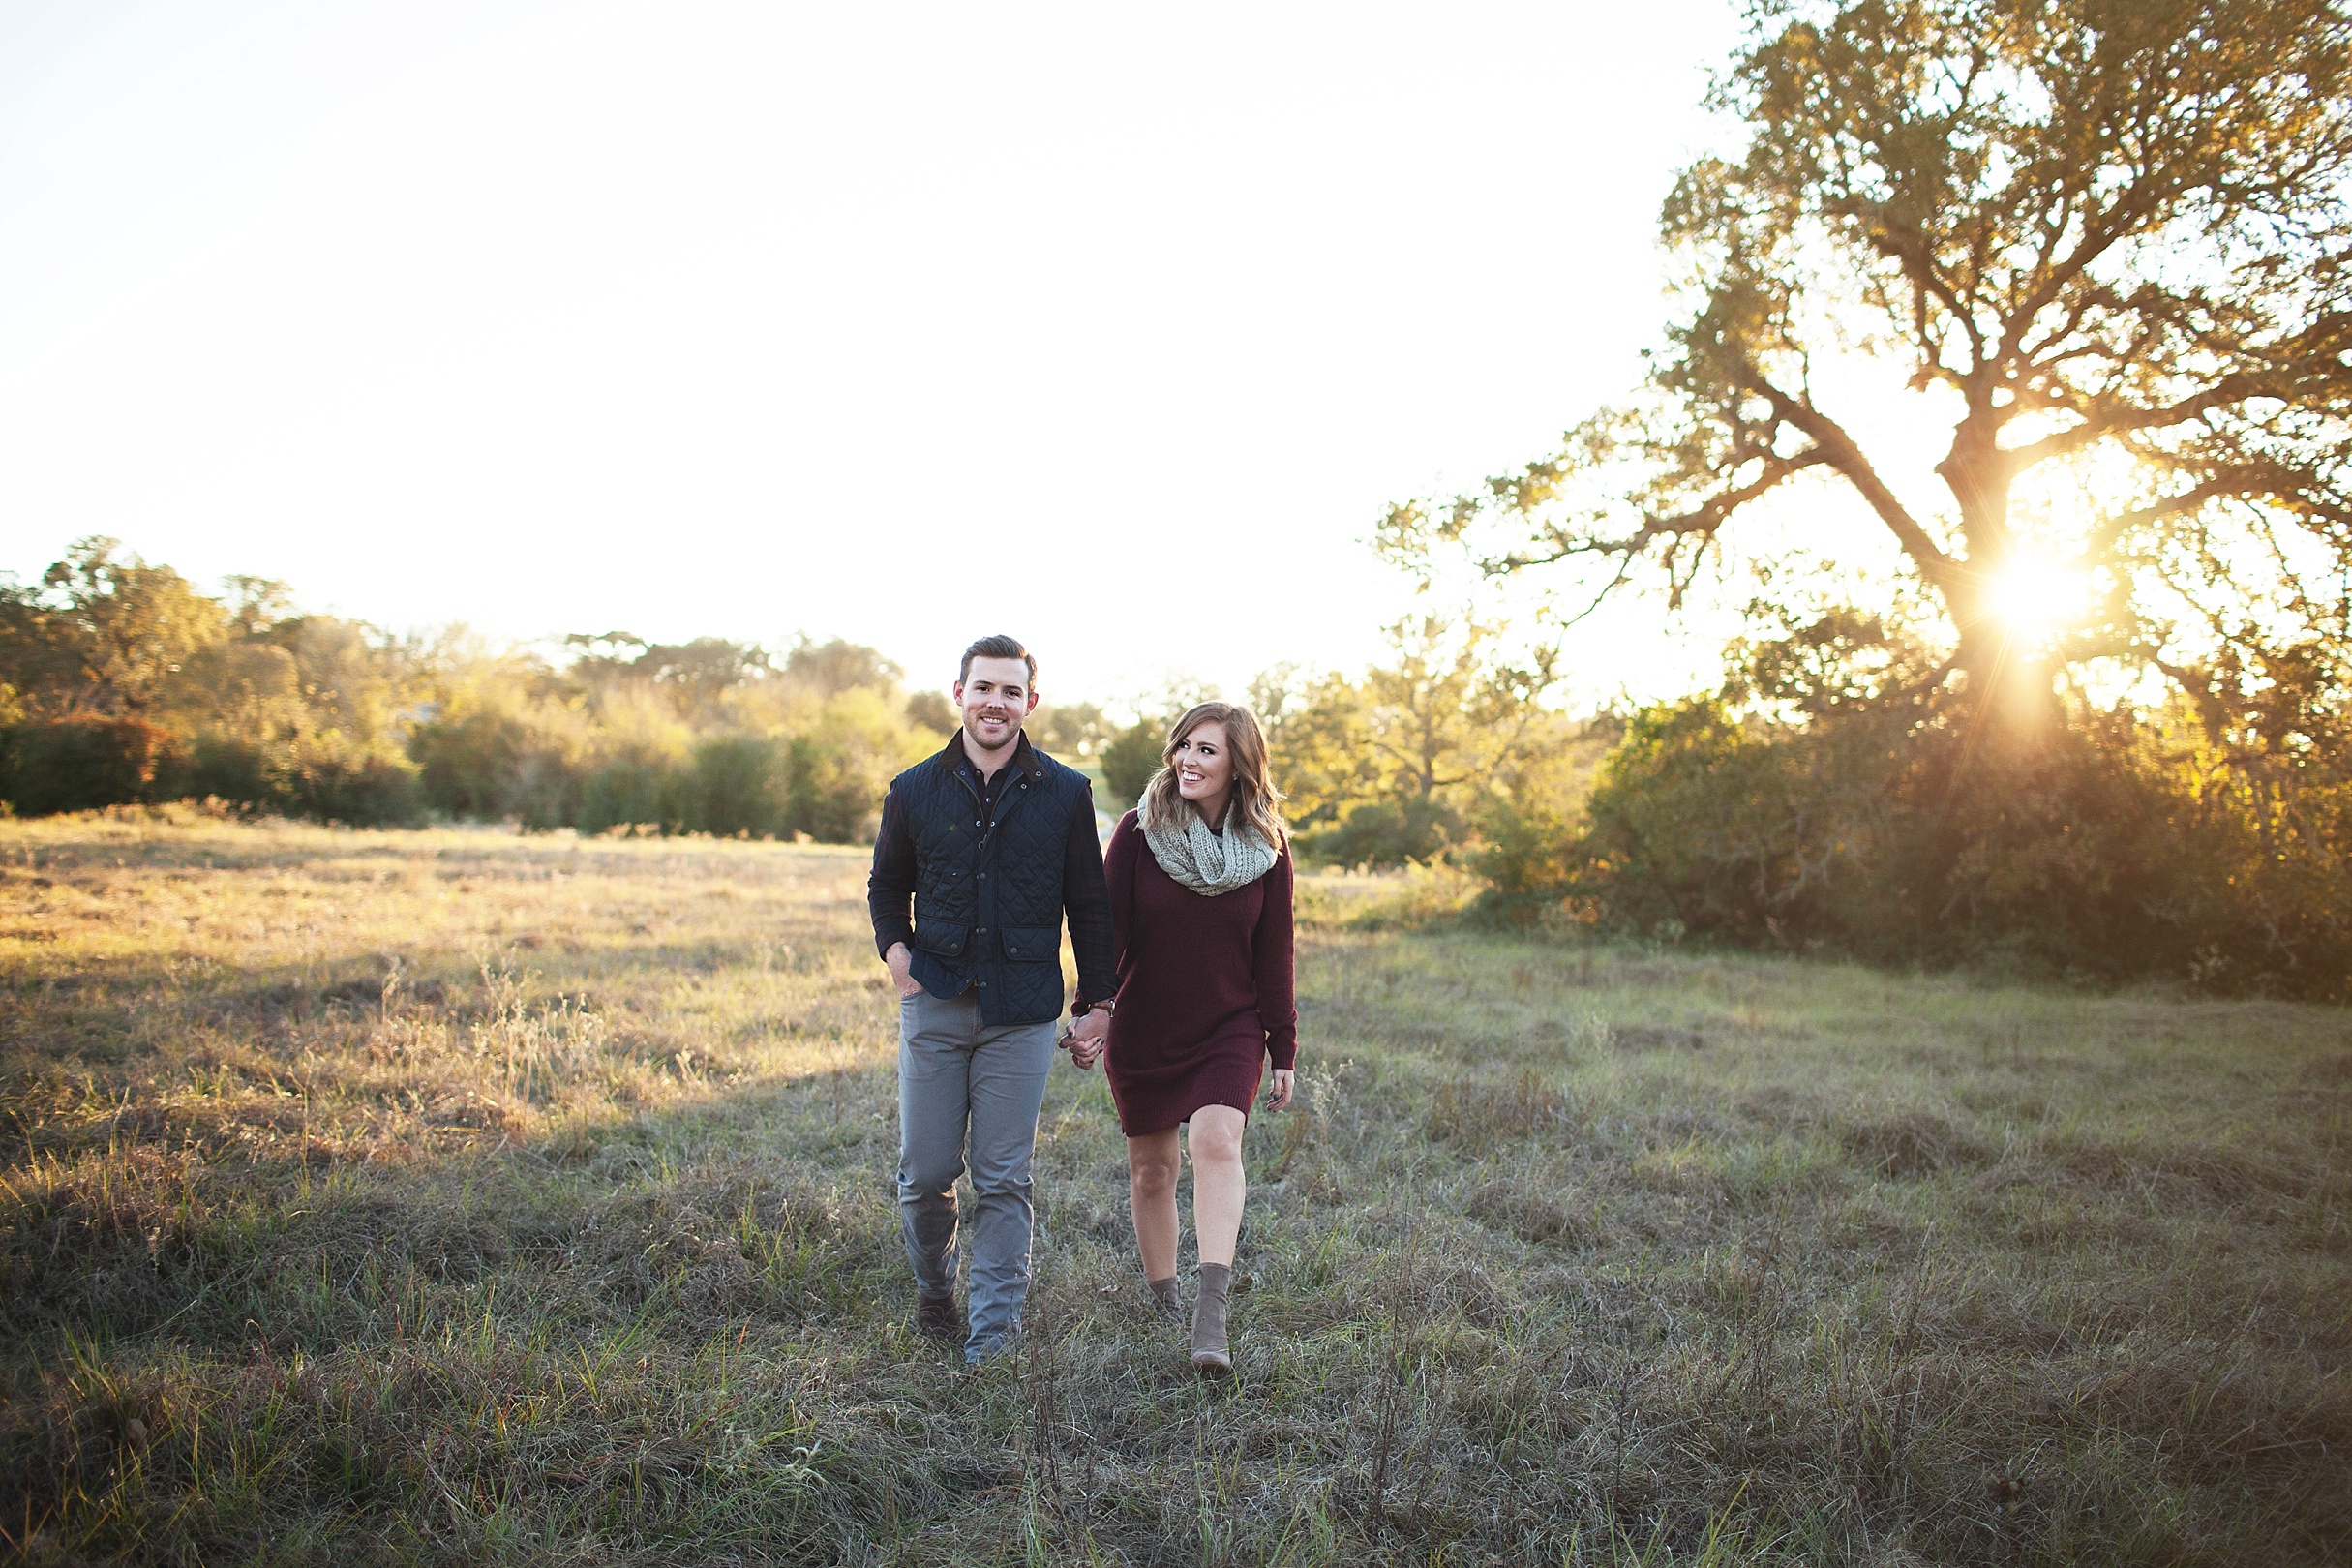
[[916, 1292, 962, 1342]]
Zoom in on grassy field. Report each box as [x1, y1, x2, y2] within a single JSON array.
[[1, 810, 2346, 1566]]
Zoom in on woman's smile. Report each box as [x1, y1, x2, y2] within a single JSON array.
[[1172, 722, 1234, 813]]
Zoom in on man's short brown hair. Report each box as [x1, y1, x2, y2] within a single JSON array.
[[959, 635, 1036, 687]]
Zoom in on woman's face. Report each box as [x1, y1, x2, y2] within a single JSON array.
[[1172, 721, 1235, 812]]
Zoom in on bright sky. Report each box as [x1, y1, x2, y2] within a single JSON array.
[[0, 0, 1760, 710]]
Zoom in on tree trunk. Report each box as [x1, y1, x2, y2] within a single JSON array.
[[1951, 618, 2059, 749], [1936, 432, 2057, 746]]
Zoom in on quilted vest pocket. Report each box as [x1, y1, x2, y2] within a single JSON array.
[[999, 923, 1060, 962], [914, 919, 970, 958]]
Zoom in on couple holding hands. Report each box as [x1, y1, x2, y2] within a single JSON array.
[[867, 634, 1296, 1372]]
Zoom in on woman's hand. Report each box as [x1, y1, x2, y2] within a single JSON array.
[[1064, 1006, 1110, 1069], [1266, 1068, 1295, 1111], [1060, 1027, 1104, 1070]]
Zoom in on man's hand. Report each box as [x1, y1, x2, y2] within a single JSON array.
[[885, 942, 922, 999], [1266, 1068, 1296, 1111], [1063, 1006, 1110, 1070]]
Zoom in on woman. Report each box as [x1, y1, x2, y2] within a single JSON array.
[[1080, 701, 1296, 1372]]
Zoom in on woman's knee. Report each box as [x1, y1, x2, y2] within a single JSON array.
[[1129, 1130, 1180, 1190], [1188, 1112, 1246, 1168], [1129, 1154, 1180, 1196]]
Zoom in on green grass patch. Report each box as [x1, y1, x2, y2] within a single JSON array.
[[2, 814, 2347, 1562]]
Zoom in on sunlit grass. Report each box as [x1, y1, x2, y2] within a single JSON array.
[[3, 807, 2347, 1563]]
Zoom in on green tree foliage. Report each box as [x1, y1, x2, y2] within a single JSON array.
[[1375, 0, 2352, 994], [1387, 0, 2352, 733], [0, 718, 175, 817], [785, 686, 931, 840], [778, 636, 899, 699], [903, 689, 956, 735], [408, 664, 588, 829], [0, 541, 930, 839], [1498, 600, 2349, 995], [1099, 720, 1164, 809], [412, 633, 930, 840], [0, 538, 227, 720], [1268, 615, 1584, 867], [1032, 700, 1113, 765], [1096, 680, 1228, 810], [0, 541, 425, 823], [1324, 586, 2352, 997], [682, 733, 781, 835], [575, 752, 686, 837]]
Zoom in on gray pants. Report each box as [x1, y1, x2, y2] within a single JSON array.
[[895, 987, 1058, 1359]]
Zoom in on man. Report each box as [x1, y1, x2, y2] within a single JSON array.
[[867, 634, 1116, 1363]]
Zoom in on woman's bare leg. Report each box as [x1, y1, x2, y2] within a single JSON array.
[[1185, 1106, 1249, 1267], [1127, 1129, 1183, 1282]]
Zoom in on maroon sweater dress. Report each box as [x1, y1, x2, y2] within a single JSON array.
[[1101, 810, 1298, 1136]]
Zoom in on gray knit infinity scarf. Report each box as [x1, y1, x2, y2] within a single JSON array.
[[1140, 801, 1278, 896]]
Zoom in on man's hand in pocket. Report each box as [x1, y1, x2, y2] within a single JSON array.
[[886, 943, 923, 998]]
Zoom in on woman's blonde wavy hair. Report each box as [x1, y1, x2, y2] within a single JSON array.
[[1138, 702, 1287, 848]]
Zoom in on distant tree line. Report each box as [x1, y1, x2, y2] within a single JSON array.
[[1237, 596, 2351, 1002], [10, 535, 2347, 998], [0, 537, 1605, 875], [1068, 619, 1616, 884], [0, 539, 953, 842]]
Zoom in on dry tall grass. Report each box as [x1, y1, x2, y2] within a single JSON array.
[[2, 809, 2345, 1564]]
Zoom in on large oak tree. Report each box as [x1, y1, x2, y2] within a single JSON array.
[[1385, 0, 2352, 748]]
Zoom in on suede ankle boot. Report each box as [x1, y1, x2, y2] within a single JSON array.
[[1147, 1275, 1183, 1321], [1191, 1262, 1232, 1372]]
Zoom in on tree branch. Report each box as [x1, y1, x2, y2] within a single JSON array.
[[2003, 376, 2258, 472], [1836, 200, 1987, 366], [1756, 380, 1961, 589], [2084, 469, 2292, 557], [1488, 451, 1830, 577]]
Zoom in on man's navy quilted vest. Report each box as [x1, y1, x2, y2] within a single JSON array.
[[894, 736, 1094, 1026]]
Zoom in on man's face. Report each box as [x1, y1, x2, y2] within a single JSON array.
[[953, 656, 1039, 751]]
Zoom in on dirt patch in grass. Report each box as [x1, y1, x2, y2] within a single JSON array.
[[1463, 1178, 1593, 1247], [1835, 1109, 1994, 1177]]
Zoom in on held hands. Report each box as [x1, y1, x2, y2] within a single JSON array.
[[1061, 1006, 1110, 1070]]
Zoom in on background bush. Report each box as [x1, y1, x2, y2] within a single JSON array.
[[1098, 719, 1163, 809], [1503, 616, 2352, 1000], [0, 718, 178, 817], [0, 540, 945, 840]]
